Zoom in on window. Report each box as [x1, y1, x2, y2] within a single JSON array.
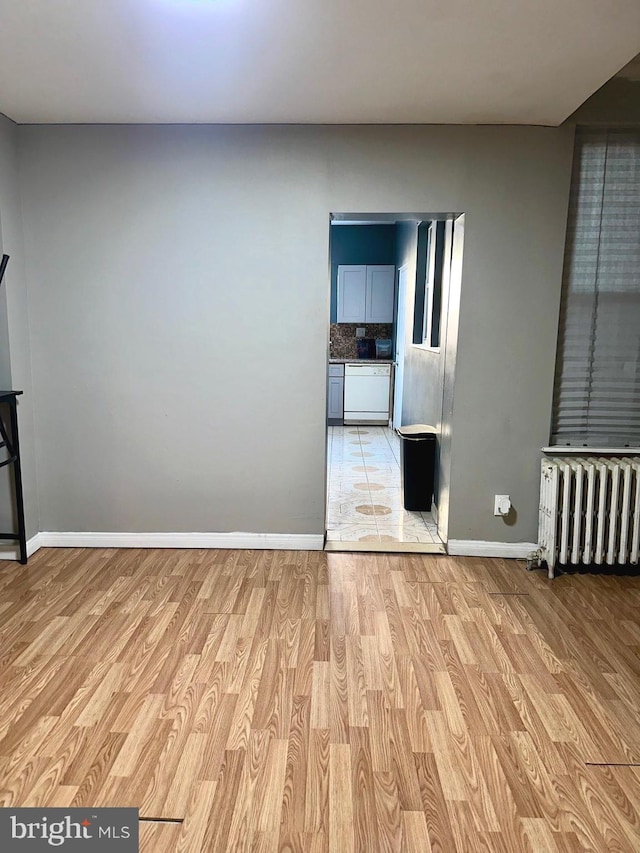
[[551, 128, 640, 447], [413, 220, 446, 348]]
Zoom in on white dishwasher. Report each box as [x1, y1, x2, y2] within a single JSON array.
[[344, 363, 392, 425]]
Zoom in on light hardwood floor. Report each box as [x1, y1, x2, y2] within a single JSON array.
[[1, 547, 640, 851]]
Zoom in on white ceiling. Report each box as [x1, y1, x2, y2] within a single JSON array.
[[0, 0, 639, 125]]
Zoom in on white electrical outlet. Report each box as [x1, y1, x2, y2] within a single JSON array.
[[494, 495, 511, 516], [356, 327, 366, 338]]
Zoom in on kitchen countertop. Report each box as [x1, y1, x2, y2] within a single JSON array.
[[329, 358, 394, 364]]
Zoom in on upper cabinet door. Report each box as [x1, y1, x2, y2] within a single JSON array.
[[365, 266, 395, 323], [337, 265, 367, 323]]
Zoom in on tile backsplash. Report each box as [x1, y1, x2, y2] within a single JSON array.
[[329, 324, 393, 359]]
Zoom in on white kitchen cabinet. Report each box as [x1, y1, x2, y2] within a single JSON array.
[[366, 266, 396, 323], [336, 264, 395, 323], [336, 266, 367, 323]]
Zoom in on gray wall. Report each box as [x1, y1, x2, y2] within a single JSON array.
[[395, 218, 461, 540], [438, 217, 464, 543], [0, 119, 12, 388], [0, 118, 14, 536], [397, 221, 447, 430], [569, 78, 640, 125], [395, 219, 443, 519], [17, 124, 574, 542], [0, 114, 39, 539]]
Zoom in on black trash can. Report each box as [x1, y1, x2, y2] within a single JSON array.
[[397, 424, 437, 511]]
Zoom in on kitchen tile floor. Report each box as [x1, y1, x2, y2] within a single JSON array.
[[325, 425, 445, 551]]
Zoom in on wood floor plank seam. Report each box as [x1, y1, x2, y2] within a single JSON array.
[[139, 816, 185, 823], [486, 592, 531, 597]]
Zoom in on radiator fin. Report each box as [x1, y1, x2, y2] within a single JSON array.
[[539, 456, 640, 579]]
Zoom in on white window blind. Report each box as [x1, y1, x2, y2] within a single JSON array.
[[551, 128, 640, 447]]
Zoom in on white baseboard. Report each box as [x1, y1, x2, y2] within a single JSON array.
[[447, 539, 538, 559], [32, 531, 325, 551], [0, 533, 536, 560], [0, 532, 44, 561]]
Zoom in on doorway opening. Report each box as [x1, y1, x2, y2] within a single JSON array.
[[324, 213, 465, 553]]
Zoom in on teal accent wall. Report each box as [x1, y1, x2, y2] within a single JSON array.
[[329, 224, 397, 322]]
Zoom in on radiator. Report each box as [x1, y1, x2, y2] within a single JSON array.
[[539, 456, 640, 579]]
